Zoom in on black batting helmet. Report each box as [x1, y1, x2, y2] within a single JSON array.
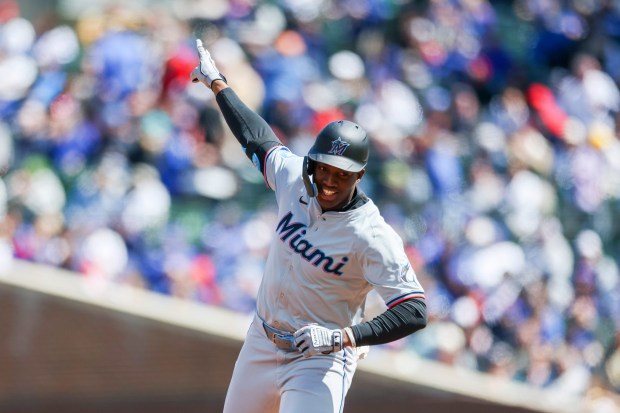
[[307, 120, 369, 173]]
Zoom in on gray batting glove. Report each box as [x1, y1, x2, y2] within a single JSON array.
[[191, 39, 227, 89], [294, 324, 343, 358]]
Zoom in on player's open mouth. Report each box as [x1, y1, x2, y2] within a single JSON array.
[[320, 188, 337, 201]]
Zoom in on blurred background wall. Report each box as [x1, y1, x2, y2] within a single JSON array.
[[0, 261, 554, 413]]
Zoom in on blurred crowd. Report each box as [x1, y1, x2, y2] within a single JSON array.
[[1, 0, 620, 410]]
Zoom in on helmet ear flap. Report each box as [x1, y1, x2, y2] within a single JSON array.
[[302, 156, 317, 197], [306, 157, 316, 175]]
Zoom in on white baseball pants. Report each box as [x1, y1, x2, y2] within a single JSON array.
[[223, 315, 359, 413]]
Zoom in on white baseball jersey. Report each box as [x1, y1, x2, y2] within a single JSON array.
[[257, 145, 424, 332]]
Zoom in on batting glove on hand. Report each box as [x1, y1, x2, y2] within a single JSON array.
[[294, 324, 343, 358], [191, 39, 226, 89]]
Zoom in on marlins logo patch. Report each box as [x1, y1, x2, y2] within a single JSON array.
[[328, 137, 350, 156], [399, 262, 414, 283]]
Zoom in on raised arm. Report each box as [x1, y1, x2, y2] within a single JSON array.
[[191, 39, 282, 173]]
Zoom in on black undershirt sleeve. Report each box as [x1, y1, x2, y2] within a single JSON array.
[[215, 88, 282, 173], [350, 298, 427, 347]]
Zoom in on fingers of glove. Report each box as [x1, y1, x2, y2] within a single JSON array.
[[196, 40, 217, 71], [295, 338, 312, 357], [294, 335, 307, 348], [195, 40, 216, 72], [293, 324, 315, 338], [195, 39, 207, 57]]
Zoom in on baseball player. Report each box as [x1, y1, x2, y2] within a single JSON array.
[[191, 39, 427, 413]]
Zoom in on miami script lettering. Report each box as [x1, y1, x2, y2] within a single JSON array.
[[276, 212, 348, 275]]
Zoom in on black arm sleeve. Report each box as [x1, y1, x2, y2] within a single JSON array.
[[215, 88, 283, 172], [350, 298, 427, 347]]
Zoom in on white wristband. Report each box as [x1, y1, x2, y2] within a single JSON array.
[[344, 327, 356, 348]]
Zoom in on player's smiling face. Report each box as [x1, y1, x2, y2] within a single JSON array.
[[314, 161, 365, 211]]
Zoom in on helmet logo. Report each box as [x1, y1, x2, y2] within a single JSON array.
[[328, 137, 350, 156]]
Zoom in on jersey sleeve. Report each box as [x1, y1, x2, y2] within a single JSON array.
[[263, 146, 303, 195], [361, 223, 425, 309]]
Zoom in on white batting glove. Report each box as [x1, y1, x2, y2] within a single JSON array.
[[190, 39, 226, 88], [294, 324, 343, 358]]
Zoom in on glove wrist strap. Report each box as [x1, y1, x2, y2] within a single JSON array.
[[332, 330, 343, 352], [210, 73, 228, 89]]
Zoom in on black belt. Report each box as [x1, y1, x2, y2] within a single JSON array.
[[262, 322, 298, 351]]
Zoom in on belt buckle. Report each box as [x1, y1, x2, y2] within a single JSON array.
[[274, 333, 296, 351], [263, 322, 297, 351]]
